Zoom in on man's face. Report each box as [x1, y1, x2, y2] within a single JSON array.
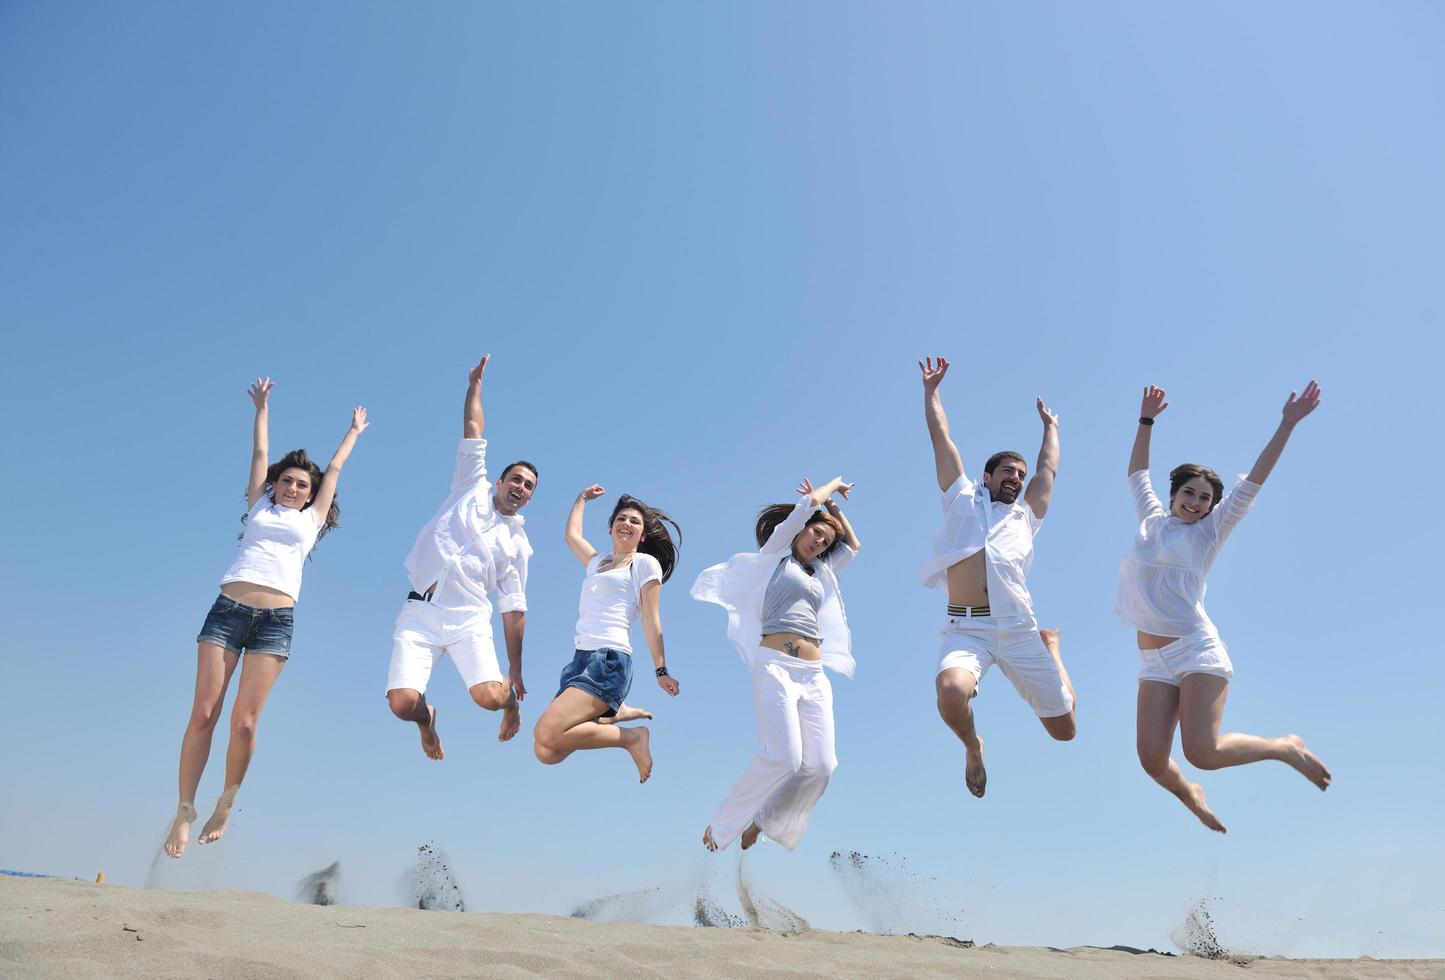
[[983, 458, 1027, 504], [494, 466, 537, 516]]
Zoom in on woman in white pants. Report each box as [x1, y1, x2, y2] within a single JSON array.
[[693, 477, 859, 852], [1120, 382, 1331, 833]]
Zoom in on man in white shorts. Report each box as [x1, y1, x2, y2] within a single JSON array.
[[386, 354, 537, 760], [916, 356, 1077, 798]]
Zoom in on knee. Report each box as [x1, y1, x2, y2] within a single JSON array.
[[1044, 714, 1076, 742], [1182, 739, 1221, 771], [802, 754, 838, 780], [936, 677, 975, 712], [470, 683, 507, 712], [188, 705, 222, 734], [533, 741, 563, 765], [230, 713, 258, 743], [1137, 750, 1170, 781], [387, 689, 420, 719]]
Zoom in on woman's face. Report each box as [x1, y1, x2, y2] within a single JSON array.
[[793, 522, 837, 562], [1170, 476, 1215, 524], [273, 467, 314, 510], [610, 507, 645, 550]]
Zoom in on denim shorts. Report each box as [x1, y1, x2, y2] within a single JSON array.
[[556, 647, 633, 717], [197, 594, 294, 658]]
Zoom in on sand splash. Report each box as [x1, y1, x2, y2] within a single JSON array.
[[297, 862, 340, 906], [402, 843, 466, 912]]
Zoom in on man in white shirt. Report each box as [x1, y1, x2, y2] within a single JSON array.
[[917, 356, 1076, 798], [385, 355, 537, 760]]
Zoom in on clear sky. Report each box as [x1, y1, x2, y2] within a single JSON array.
[[2, 0, 1441, 959]]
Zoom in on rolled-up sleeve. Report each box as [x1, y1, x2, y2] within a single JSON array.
[[452, 438, 489, 492], [495, 550, 528, 614]]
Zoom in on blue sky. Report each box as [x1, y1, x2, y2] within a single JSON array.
[[2, 1, 1441, 958]]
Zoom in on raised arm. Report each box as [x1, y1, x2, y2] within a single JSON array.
[[463, 354, 490, 439], [1245, 380, 1321, 485], [1130, 385, 1168, 475], [639, 581, 679, 697], [310, 407, 369, 525], [822, 498, 861, 551], [564, 485, 603, 566], [1023, 397, 1061, 519], [920, 357, 964, 491], [245, 377, 273, 509], [799, 476, 854, 510]]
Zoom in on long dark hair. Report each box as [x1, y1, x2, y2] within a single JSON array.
[[608, 494, 681, 583], [1168, 463, 1225, 515], [240, 448, 341, 546], [754, 504, 844, 562]]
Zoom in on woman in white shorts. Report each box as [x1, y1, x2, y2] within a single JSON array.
[[532, 488, 681, 782], [694, 476, 860, 852], [165, 377, 367, 858], [1119, 382, 1330, 832]]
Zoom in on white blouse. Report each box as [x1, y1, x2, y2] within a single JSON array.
[[917, 474, 1043, 624], [1114, 469, 1261, 638], [691, 498, 856, 679], [220, 494, 324, 601], [574, 552, 663, 654]]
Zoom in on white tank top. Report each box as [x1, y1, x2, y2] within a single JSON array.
[[220, 494, 324, 601]]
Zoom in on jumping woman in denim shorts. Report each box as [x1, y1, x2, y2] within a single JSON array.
[[532, 487, 681, 782], [163, 378, 367, 858], [1120, 381, 1331, 832]]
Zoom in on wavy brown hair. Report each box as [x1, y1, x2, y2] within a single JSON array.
[[609, 494, 681, 583], [240, 449, 341, 546], [1168, 463, 1225, 515], [754, 504, 844, 562]]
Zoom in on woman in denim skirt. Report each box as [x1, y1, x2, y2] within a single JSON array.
[[163, 377, 368, 859], [533, 487, 681, 782]]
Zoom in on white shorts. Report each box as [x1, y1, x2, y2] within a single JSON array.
[[386, 598, 503, 695], [1137, 632, 1233, 686], [937, 616, 1074, 719]]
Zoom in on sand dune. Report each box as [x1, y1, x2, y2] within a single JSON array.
[[2, 876, 1439, 979]]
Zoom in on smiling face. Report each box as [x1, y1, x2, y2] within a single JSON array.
[[1169, 476, 1216, 524], [493, 465, 537, 516], [792, 521, 838, 563], [610, 507, 645, 551], [273, 467, 315, 510], [983, 458, 1028, 505]]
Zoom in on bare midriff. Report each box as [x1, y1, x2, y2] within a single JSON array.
[[760, 632, 822, 662], [1136, 631, 1180, 650], [946, 552, 988, 607], [220, 581, 295, 609]]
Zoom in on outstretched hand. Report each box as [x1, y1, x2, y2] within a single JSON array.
[[350, 406, 370, 434], [1036, 397, 1059, 428], [580, 484, 605, 501], [468, 354, 491, 386], [658, 674, 680, 697], [248, 377, 274, 410], [1140, 385, 1168, 420], [797, 477, 853, 501], [1281, 380, 1321, 425], [919, 356, 949, 392]]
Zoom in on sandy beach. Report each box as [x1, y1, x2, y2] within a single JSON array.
[[1, 876, 1439, 980]]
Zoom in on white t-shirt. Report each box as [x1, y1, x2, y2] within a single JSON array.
[[220, 494, 324, 601], [573, 552, 663, 654]]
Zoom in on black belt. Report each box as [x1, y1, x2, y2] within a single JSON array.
[[407, 590, 435, 603]]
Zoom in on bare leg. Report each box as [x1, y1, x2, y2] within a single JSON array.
[[469, 681, 521, 743], [1037, 628, 1077, 741], [388, 688, 444, 760], [200, 652, 285, 845], [936, 667, 986, 797], [533, 687, 652, 782], [167, 644, 239, 858], [1178, 674, 1331, 789], [1137, 681, 1226, 832]]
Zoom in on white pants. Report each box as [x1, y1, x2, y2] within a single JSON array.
[[386, 597, 502, 695], [709, 648, 837, 851]]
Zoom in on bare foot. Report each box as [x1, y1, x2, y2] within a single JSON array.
[[418, 704, 444, 760], [600, 704, 653, 725], [1177, 781, 1227, 833], [164, 803, 198, 859], [965, 737, 987, 798], [702, 826, 718, 852], [497, 695, 521, 743], [624, 726, 653, 783], [1282, 734, 1331, 790], [198, 786, 238, 845], [740, 822, 762, 850]]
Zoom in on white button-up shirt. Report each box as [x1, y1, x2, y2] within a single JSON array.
[[918, 474, 1042, 624], [403, 439, 531, 618], [1114, 469, 1259, 638]]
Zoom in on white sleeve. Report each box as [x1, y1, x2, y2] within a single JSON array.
[[1128, 470, 1166, 522], [822, 542, 856, 574], [451, 438, 489, 492], [940, 474, 974, 510], [761, 498, 817, 556], [496, 550, 528, 614]]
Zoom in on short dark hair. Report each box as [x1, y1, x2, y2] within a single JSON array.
[[500, 460, 539, 484], [1168, 464, 1225, 513], [984, 451, 1026, 475]]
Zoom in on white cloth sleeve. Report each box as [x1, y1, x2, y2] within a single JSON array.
[[761, 498, 818, 556], [940, 473, 974, 510], [451, 438, 489, 492], [1128, 470, 1166, 521], [495, 550, 528, 614], [822, 542, 856, 574], [1202, 477, 1261, 545]]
